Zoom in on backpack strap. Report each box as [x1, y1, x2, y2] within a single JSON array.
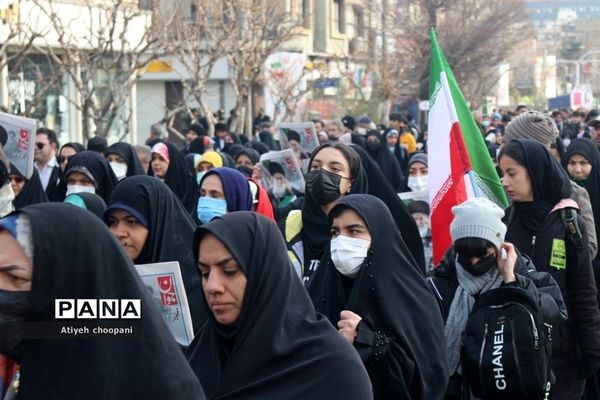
[[561, 207, 583, 246]]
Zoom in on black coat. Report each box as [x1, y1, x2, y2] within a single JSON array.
[[430, 246, 567, 400], [187, 212, 373, 399], [44, 164, 62, 201], [308, 195, 449, 400], [506, 208, 600, 366], [14, 203, 206, 399]]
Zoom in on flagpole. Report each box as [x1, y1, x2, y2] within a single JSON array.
[[467, 170, 482, 197]]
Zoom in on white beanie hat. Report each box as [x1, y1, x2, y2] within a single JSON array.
[[450, 197, 506, 251]]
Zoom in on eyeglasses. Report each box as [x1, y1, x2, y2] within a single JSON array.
[[35, 142, 46, 150], [8, 176, 24, 184]]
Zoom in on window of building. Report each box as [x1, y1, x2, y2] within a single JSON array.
[[139, 0, 153, 10], [302, 0, 310, 29], [353, 6, 364, 38], [332, 0, 345, 35]]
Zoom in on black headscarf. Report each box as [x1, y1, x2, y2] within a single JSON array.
[[104, 176, 206, 332], [509, 139, 572, 234], [564, 138, 600, 244], [106, 142, 145, 177], [234, 148, 260, 165], [64, 192, 107, 219], [351, 144, 426, 272], [187, 212, 373, 399], [148, 141, 197, 212], [218, 152, 236, 168], [247, 140, 270, 155], [59, 142, 85, 156], [365, 130, 404, 192], [59, 142, 85, 153], [383, 128, 409, 173], [307, 195, 449, 399], [9, 163, 47, 209], [258, 131, 280, 151], [13, 203, 206, 399], [186, 137, 205, 155], [224, 144, 244, 159], [59, 150, 119, 202], [301, 146, 368, 273]]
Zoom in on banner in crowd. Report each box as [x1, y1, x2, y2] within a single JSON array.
[[427, 28, 508, 265], [135, 261, 194, 346], [278, 122, 320, 153], [0, 112, 37, 178], [259, 149, 305, 194]]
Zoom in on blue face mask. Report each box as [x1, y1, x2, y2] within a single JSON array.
[[197, 196, 227, 224]]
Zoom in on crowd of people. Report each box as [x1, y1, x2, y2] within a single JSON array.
[[0, 104, 599, 399]]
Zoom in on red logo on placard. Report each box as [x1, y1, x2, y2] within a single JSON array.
[[158, 275, 178, 306], [305, 127, 314, 141], [17, 129, 29, 151], [284, 156, 297, 174]]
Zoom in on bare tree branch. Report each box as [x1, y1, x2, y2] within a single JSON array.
[[27, 0, 176, 139]]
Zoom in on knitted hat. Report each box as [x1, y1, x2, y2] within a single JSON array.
[[504, 111, 559, 148], [450, 197, 506, 251], [341, 115, 356, 130]]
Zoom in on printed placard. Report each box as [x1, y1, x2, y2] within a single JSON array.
[[278, 122, 320, 153], [0, 112, 37, 178], [259, 149, 305, 194], [135, 262, 194, 346]]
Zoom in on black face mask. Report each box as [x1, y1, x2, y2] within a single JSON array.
[[457, 253, 497, 276], [365, 141, 380, 153], [0, 289, 31, 361], [305, 169, 343, 206]]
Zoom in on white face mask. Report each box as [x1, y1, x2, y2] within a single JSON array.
[[408, 175, 428, 192], [330, 235, 371, 278], [109, 161, 128, 180], [356, 127, 367, 136], [66, 184, 96, 197], [0, 183, 15, 218]]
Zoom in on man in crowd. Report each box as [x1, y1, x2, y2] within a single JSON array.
[[34, 128, 61, 200]]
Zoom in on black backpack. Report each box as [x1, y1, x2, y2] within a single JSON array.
[[462, 286, 552, 399]]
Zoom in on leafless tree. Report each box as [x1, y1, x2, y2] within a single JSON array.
[[28, 0, 175, 140], [221, 0, 301, 136], [166, 1, 234, 137], [7, 53, 63, 117], [369, 0, 531, 109], [0, 1, 43, 110]]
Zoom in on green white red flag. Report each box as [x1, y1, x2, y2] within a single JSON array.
[[427, 28, 508, 265]]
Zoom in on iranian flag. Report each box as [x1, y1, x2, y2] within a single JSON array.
[[428, 28, 508, 265]]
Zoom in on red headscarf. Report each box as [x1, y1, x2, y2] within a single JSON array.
[[248, 178, 274, 220]]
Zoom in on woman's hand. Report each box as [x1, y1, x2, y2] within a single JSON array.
[[497, 242, 517, 284], [337, 310, 362, 344]]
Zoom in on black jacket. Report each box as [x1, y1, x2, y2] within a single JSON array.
[[44, 164, 61, 201], [430, 246, 567, 400], [506, 206, 600, 378]]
